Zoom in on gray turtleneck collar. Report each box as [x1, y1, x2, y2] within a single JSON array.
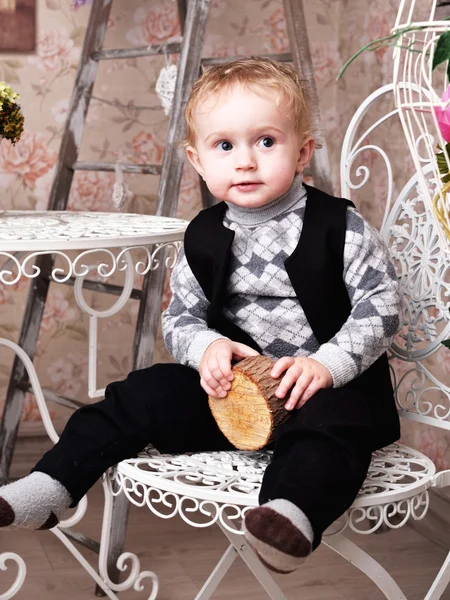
[[224, 175, 306, 226]]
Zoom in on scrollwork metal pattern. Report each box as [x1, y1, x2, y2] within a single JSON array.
[[385, 175, 450, 360], [113, 443, 436, 535], [348, 492, 429, 535], [390, 359, 450, 423], [0, 553, 26, 600], [0, 242, 183, 286], [106, 469, 253, 533]]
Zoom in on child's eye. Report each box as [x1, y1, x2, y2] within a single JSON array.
[[218, 141, 233, 151], [258, 137, 274, 148]]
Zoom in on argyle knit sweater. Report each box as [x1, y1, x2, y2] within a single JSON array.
[[161, 177, 402, 388]]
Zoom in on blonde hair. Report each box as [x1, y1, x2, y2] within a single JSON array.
[[183, 57, 312, 148]]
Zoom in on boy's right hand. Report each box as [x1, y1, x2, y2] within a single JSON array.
[[200, 339, 259, 398]]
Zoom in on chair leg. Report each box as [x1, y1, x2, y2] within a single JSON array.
[[424, 550, 450, 600], [194, 545, 238, 600], [218, 520, 290, 600], [323, 532, 407, 600], [95, 493, 131, 596]]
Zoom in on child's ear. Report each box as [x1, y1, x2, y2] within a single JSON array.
[[296, 136, 315, 173], [186, 145, 204, 178]]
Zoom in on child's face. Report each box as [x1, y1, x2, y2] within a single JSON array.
[[186, 84, 314, 208]]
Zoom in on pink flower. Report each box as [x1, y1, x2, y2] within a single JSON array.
[[21, 392, 55, 422], [41, 289, 77, 332], [67, 171, 115, 212], [434, 84, 450, 142], [126, 5, 180, 46], [131, 131, 165, 164], [29, 30, 79, 72], [0, 131, 57, 188], [265, 8, 289, 54], [47, 352, 88, 397], [311, 42, 339, 84], [0, 286, 10, 306]]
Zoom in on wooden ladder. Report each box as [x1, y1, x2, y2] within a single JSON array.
[[0, 0, 333, 589]]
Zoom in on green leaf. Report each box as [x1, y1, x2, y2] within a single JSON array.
[[436, 151, 447, 164], [436, 152, 449, 176], [442, 339, 450, 349], [433, 31, 450, 70], [441, 172, 450, 183]]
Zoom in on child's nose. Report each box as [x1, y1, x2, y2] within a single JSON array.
[[234, 147, 257, 170]]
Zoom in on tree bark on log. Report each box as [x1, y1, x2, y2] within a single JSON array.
[[208, 355, 292, 451]]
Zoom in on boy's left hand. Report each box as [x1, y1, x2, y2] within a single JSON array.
[[271, 357, 332, 410]]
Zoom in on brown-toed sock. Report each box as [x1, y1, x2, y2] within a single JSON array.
[[0, 472, 71, 530], [243, 499, 313, 574], [0, 497, 15, 527]]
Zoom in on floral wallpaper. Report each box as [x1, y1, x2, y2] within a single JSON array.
[[0, 0, 449, 470]]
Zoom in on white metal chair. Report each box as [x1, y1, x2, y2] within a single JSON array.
[[101, 82, 450, 600]]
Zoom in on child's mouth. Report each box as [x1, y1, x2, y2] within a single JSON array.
[[234, 182, 261, 191]]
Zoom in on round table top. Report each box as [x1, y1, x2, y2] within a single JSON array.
[[0, 211, 188, 252]]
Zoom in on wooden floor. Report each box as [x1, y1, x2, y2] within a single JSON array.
[[1, 440, 449, 600]]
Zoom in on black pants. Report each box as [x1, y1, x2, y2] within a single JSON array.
[[33, 364, 374, 548]]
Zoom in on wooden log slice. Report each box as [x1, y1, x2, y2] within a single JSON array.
[[208, 355, 292, 451]]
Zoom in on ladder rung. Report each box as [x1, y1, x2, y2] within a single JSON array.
[[21, 382, 85, 411], [73, 162, 161, 175], [93, 42, 182, 61], [61, 528, 100, 554], [62, 277, 143, 300], [202, 53, 293, 66]]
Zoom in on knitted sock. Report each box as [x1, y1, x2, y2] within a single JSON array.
[[0, 472, 72, 530], [243, 499, 313, 574]]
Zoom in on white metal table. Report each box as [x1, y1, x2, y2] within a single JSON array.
[[0, 210, 187, 600]]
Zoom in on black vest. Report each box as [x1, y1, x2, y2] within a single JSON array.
[[184, 184, 400, 450]]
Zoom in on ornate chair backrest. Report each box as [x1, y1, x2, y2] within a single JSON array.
[[340, 84, 450, 441]]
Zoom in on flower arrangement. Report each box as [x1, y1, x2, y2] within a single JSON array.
[[0, 82, 24, 144]]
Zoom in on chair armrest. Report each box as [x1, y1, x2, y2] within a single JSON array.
[[432, 470, 450, 489]]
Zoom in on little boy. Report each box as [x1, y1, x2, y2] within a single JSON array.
[[0, 58, 402, 574]]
